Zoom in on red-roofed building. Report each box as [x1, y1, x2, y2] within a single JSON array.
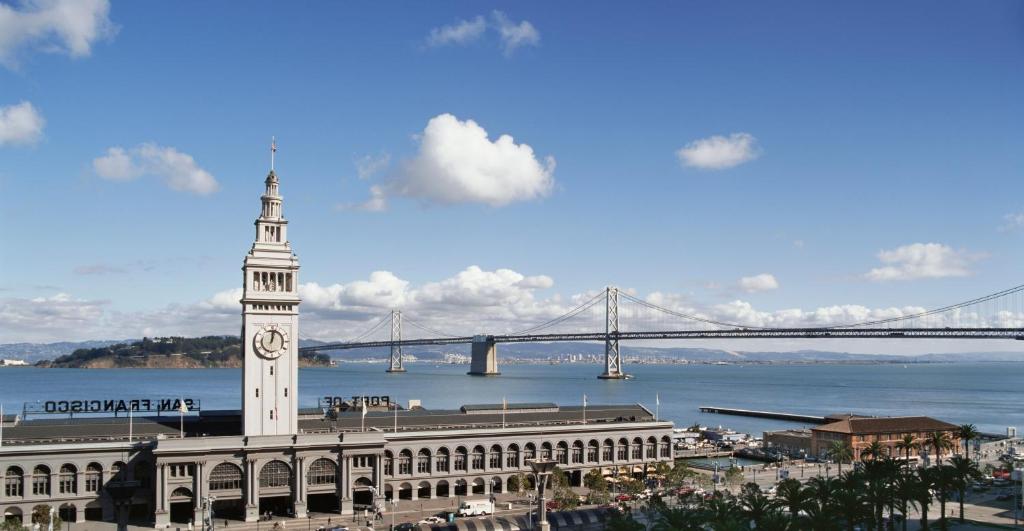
[[810, 416, 959, 461]]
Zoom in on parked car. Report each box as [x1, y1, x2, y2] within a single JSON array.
[[615, 494, 632, 502], [996, 493, 1014, 501], [394, 524, 419, 531], [457, 499, 494, 517]]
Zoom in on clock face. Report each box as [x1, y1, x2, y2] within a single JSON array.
[[254, 326, 288, 359]]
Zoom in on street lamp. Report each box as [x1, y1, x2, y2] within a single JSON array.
[[529, 458, 557, 531]]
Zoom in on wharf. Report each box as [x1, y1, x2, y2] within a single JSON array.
[[699, 406, 825, 424]]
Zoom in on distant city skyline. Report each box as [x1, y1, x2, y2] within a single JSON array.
[[2, 1, 1023, 354]]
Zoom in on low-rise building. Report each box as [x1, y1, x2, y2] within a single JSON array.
[[810, 416, 959, 461], [763, 429, 811, 457]]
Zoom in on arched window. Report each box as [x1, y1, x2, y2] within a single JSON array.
[[58, 464, 77, 494], [523, 443, 536, 462], [32, 465, 50, 496], [602, 440, 614, 462], [436, 448, 450, 472], [645, 437, 656, 459], [587, 441, 599, 463], [471, 446, 485, 470], [398, 450, 412, 475], [540, 442, 552, 460], [383, 452, 394, 476], [85, 463, 102, 493], [632, 437, 643, 459], [111, 461, 126, 482], [617, 438, 629, 461], [505, 444, 520, 468], [572, 441, 584, 464], [489, 445, 502, 469], [308, 459, 337, 486], [660, 436, 671, 458], [417, 450, 431, 474], [454, 447, 468, 472], [556, 442, 569, 465], [259, 461, 291, 488], [4, 466, 23, 497], [210, 463, 243, 491]]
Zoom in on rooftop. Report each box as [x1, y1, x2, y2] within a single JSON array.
[[0, 403, 657, 446], [812, 416, 958, 435]]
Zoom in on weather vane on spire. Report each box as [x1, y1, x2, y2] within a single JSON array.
[[271, 136, 277, 171]]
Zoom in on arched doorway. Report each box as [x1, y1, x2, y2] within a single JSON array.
[[352, 477, 374, 507], [84, 501, 103, 522], [471, 477, 485, 495], [306, 459, 339, 514], [383, 484, 393, 502], [436, 480, 450, 498], [58, 504, 76, 524], [490, 476, 503, 494], [169, 487, 194, 523], [453, 479, 467, 497], [417, 481, 431, 499], [258, 460, 293, 517], [398, 482, 413, 500], [3, 507, 22, 525]]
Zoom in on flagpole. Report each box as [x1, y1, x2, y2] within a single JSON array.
[[129, 404, 134, 443], [1, 403, 4, 448], [582, 394, 587, 425], [655, 393, 660, 422], [502, 397, 506, 429], [393, 399, 398, 433]]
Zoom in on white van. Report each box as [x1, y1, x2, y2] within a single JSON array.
[[456, 499, 494, 517]]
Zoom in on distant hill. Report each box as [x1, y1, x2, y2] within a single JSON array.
[[37, 336, 332, 368], [0, 340, 134, 363]]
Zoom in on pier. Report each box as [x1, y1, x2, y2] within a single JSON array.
[[699, 406, 825, 424]]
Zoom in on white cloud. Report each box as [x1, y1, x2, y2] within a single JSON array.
[[865, 243, 979, 281], [1000, 212, 1024, 232], [426, 15, 487, 47], [0, 101, 45, 146], [491, 11, 540, 55], [0, 0, 116, 68], [92, 146, 141, 180], [676, 132, 759, 170], [356, 152, 390, 180], [386, 113, 555, 207], [92, 143, 219, 195], [738, 273, 779, 293]]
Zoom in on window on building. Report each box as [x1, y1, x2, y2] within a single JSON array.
[[556, 442, 568, 465], [398, 450, 412, 475], [32, 465, 50, 496], [523, 444, 536, 463], [572, 442, 584, 464], [4, 466, 23, 497], [453, 447, 467, 472], [602, 441, 613, 461], [540, 442, 552, 460], [383, 452, 394, 476], [632, 438, 643, 459], [489, 445, 502, 469], [660, 437, 671, 458], [506, 445, 519, 468], [84, 463, 102, 493], [617, 438, 628, 460], [58, 464, 76, 494], [645, 438, 656, 459], [471, 446, 485, 470], [308, 459, 337, 486], [417, 450, 431, 474], [259, 461, 291, 488], [210, 463, 242, 491], [587, 441, 599, 463], [436, 448, 450, 472]]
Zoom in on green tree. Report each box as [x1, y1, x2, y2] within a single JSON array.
[[932, 465, 957, 531], [829, 440, 853, 475], [509, 472, 531, 497], [775, 478, 811, 527], [0, 520, 27, 531], [30, 505, 60, 530], [652, 506, 706, 531], [895, 434, 921, 468], [583, 468, 607, 491], [948, 455, 982, 524], [926, 431, 954, 466], [605, 511, 645, 531], [955, 424, 979, 458], [738, 482, 777, 528], [723, 466, 744, 490], [860, 441, 886, 461]]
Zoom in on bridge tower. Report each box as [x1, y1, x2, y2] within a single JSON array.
[[386, 310, 405, 372], [599, 286, 627, 379]]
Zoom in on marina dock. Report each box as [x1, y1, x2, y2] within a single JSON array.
[[699, 406, 826, 424]]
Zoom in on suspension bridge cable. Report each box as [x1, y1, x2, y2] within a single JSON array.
[[618, 292, 773, 330], [402, 317, 462, 338], [834, 283, 1024, 328], [339, 312, 392, 344], [508, 292, 606, 336]]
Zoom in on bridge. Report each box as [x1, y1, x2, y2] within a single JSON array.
[[299, 284, 1024, 379]]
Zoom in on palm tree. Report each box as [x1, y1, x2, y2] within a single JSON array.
[[955, 424, 979, 458], [911, 467, 936, 531], [832, 472, 870, 531], [926, 431, 954, 466], [738, 482, 776, 528], [806, 476, 838, 508], [829, 440, 853, 475], [775, 478, 811, 526], [892, 468, 918, 531], [895, 434, 920, 468], [651, 506, 705, 531], [948, 455, 982, 524], [861, 440, 886, 461]]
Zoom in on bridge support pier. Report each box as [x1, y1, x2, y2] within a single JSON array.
[[599, 286, 628, 379], [468, 335, 500, 376], [386, 310, 405, 373]]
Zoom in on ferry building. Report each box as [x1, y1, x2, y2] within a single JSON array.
[[0, 164, 674, 527]]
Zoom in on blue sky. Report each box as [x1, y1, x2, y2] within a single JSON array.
[[2, 1, 1023, 352]]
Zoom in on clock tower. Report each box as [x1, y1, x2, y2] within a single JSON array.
[[241, 150, 300, 437]]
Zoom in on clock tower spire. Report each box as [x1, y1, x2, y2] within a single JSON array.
[[240, 139, 301, 437]]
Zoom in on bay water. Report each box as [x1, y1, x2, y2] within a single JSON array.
[[1, 362, 1020, 435]]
